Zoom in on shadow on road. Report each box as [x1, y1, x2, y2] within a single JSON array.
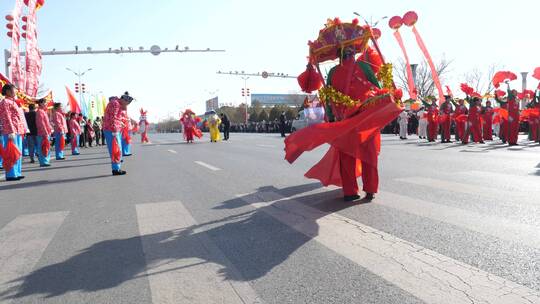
[[0, 174, 111, 191], [0, 182, 367, 300], [21, 162, 110, 173]]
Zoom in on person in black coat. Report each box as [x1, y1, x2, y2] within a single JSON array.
[[220, 113, 230, 140], [24, 104, 38, 163], [279, 112, 286, 137]]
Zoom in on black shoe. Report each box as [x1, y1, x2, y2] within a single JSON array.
[[6, 177, 19, 181], [343, 194, 360, 202], [112, 170, 127, 176], [123, 154, 132, 157], [40, 164, 51, 167], [17, 176, 25, 180], [56, 157, 66, 160], [365, 193, 375, 201], [30, 159, 35, 163]]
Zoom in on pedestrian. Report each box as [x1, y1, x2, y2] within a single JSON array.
[[86, 118, 95, 147], [51, 103, 67, 160], [69, 112, 81, 155], [35, 98, 52, 167], [220, 113, 230, 140], [103, 93, 133, 176], [93, 117, 102, 146], [398, 109, 408, 140], [79, 116, 87, 148], [0, 84, 26, 181], [24, 103, 38, 163], [279, 112, 286, 137]]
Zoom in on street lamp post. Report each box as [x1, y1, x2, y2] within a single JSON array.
[[66, 67, 92, 105], [241, 76, 250, 124]]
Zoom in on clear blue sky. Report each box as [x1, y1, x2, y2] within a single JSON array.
[[1, 0, 539, 121]]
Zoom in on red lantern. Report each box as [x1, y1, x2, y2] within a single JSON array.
[[7, 31, 13, 38], [21, 32, 26, 38], [24, 0, 45, 7], [402, 11, 418, 26], [5, 15, 14, 21], [22, 16, 28, 22], [6, 23, 13, 30], [372, 28, 382, 39], [388, 16, 403, 30], [22, 24, 27, 31]]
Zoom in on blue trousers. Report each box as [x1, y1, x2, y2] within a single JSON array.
[[22, 136, 29, 156], [54, 132, 65, 159], [0, 136, 3, 168], [122, 133, 132, 156], [36, 136, 51, 166], [71, 135, 80, 155], [26, 135, 37, 160], [2, 134, 23, 179], [104, 131, 122, 171]]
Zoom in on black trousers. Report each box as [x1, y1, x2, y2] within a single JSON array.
[[223, 125, 230, 140]]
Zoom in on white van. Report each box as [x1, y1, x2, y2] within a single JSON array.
[[291, 107, 325, 132]]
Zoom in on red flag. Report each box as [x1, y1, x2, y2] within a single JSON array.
[[65, 86, 81, 113], [1, 139, 21, 172], [41, 136, 50, 156], [111, 136, 122, 163]]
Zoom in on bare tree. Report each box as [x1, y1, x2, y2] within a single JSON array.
[[394, 58, 453, 99], [462, 63, 500, 95]]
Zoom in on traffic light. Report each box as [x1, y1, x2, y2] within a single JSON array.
[[246, 88, 250, 96], [74, 83, 79, 93], [81, 83, 86, 93], [241, 88, 245, 97]]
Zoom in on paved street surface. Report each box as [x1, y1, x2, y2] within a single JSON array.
[[1, 133, 539, 304]]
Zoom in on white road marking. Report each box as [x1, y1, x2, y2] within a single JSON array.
[[239, 191, 540, 304], [194, 161, 221, 171], [136, 202, 263, 304], [454, 170, 540, 193], [0, 212, 69, 300], [256, 144, 276, 148], [376, 191, 540, 249], [167, 149, 177, 154], [394, 176, 537, 204]]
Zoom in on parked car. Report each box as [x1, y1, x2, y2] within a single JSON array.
[[291, 108, 324, 132]]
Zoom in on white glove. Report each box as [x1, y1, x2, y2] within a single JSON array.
[[8, 133, 15, 140]]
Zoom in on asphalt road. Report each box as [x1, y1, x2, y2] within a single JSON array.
[[0, 132, 539, 304]]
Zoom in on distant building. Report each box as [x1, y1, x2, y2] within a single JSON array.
[[205, 97, 219, 111], [251, 93, 316, 107]]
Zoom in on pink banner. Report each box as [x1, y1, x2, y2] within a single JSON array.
[[412, 26, 444, 104], [8, 0, 25, 90], [393, 31, 416, 99], [24, 0, 41, 97]]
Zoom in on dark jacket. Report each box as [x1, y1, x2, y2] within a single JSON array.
[[24, 111, 38, 136]]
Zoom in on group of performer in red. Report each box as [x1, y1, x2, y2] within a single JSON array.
[[0, 84, 148, 181]]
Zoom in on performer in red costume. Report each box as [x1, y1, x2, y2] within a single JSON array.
[[453, 99, 468, 142], [285, 18, 401, 202], [467, 98, 484, 143], [482, 100, 494, 141], [103, 93, 133, 176], [426, 99, 439, 142], [507, 89, 520, 145], [439, 96, 452, 143], [180, 109, 202, 143], [35, 98, 53, 166], [69, 112, 81, 155], [139, 108, 150, 143]]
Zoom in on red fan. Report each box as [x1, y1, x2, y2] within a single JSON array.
[[41, 137, 50, 157], [533, 67, 540, 80], [59, 135, 65, 151], [388, 16, 403, 30], [460, 83, 474, 96], [495, 89, 506, 98], [492, 71, 517, 88], [402, 11, 418, 27], [1, 139, 21, 172], [111, 137, 122, 163], [297, 64, 323, 93], [470, 92, 482, 98]]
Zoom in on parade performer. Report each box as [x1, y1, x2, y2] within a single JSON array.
[[51, 103, 67, 160], [180, 109, 202, 143], [452, 99, 468, 142], [417, 107, 428, 139], [208, 112, 221, 142], [120, 110, 132, 156], [286, 18, 402, 201], [439, 96, 452, 143], [482, 100, 494, 141], [69, 112, 81, 155], [426, 99, 439, 142], [0, 84, 26, 181], [103, 93, 133, 176], [494, 93, 508, 143], [35, 98, 52, 166], [467, 98, 483, 143], [507, 89, 520, 145], [398, 109, 408, 139], [139, 108, 149, 143]]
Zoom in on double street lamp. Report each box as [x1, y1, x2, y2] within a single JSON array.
[[66, 67, 92, 103]]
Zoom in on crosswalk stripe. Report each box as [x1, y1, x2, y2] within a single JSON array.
[[454, 170, 540, 193], [376, 191, 540, 249], [136, 201, 263, 304], [239, 191, 540, 304], [194, 161, 221, 171], [0, 211, 69, 300], [394, 176, 536, 204]]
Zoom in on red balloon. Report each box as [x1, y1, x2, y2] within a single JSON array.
[[5, 15, 14, 21], [372, 28, 382, 39], [402, 11, 418, 26], [388, 16, 403, 30]]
